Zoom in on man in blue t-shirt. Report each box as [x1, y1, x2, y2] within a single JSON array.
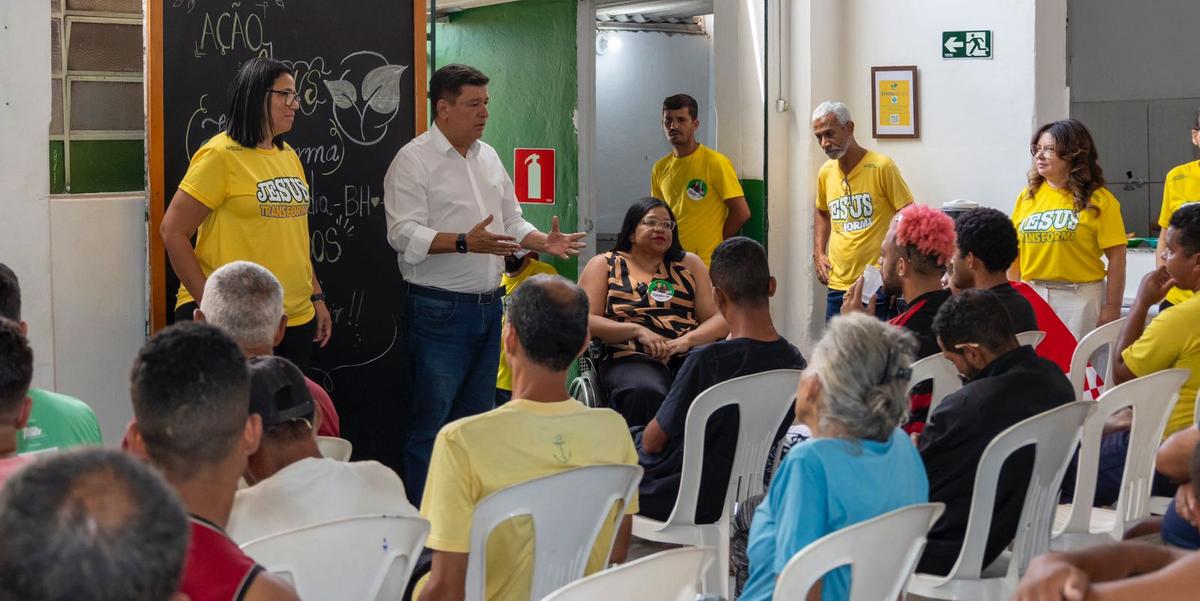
[[634, 237, 806, 523]]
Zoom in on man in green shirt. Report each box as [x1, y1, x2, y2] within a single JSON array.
[[0, 264, 102, 454]]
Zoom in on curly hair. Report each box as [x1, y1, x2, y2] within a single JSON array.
[[895, 204, 956, 275], [954, 207, 1019, 272], [1024, 119, 1105, 215]]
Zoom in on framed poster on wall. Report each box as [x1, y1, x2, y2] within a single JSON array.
[[871, 66, 919, 139]]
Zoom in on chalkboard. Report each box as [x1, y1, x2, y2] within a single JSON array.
[[152, 0, 421, 471]]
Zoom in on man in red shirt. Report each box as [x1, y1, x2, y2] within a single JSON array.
[[126, 322, 299, 601]]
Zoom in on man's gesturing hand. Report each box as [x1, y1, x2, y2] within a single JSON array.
[[466, 215, 521, 256]]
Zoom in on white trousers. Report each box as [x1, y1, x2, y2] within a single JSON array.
[[1029, 279, 1106, 341]]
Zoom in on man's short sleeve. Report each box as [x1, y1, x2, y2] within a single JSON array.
[[713, 154, 745, 200], [815, 167, 829, 211], [653, 352, 708, 438], [881, 161, 914, 211], [419, 430, 479, 553], [178, 144, 228, 209], [1095, 189, 1128, 250], [1160, 177, 1178, 229], [1122, 310, 1186, 380]]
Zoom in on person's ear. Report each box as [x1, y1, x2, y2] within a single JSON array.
[[794, 375, 823, 434], [17, 321, 28, 337], [194, 309, 206, 323], [127, 423, 150, 460], [15, 396, 32, 430], [767, 276, 778, 298], [244, 413, 263, 457], [712, 286, 726, 312], [503, 321, 519, 362], [436, 98, 449, 121], [845, 120, 855, 136], [897, 255, 908, 278], [274, 315, 287, 347]]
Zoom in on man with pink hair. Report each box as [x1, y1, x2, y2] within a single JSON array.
[[844, 203, 956, 432]]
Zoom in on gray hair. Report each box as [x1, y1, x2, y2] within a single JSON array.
[[0, 448, 189, 601], [812, 101, 852, 125], [199, 261, 284, 349], [808, 313, 917, 441]]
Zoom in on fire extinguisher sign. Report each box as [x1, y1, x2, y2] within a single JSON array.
[[513, 148, 555, 204]]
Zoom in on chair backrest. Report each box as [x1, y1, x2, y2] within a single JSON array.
[[1068, 318, 1127, 401], [541, 546, 714, 601], [465, 464, 642, 601], [241, 514, 429, 601], [317, 436, 353, 461], [1016, 330, 1046, 350], [773, 503, 945, 601], [909, 354, 962, 417], [1059, 369, 1191, 537], [665, 369, 802, 527], [940, 401, 1091, 582]]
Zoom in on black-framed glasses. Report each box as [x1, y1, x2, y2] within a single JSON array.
[[639, 218, 676, 231], [270, 89, 301, 106]]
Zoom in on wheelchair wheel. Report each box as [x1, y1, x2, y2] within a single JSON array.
[[569, 355, 607, 408]]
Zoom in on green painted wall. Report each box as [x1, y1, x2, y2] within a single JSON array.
[[436, 0, 579, 279], [49, 140, 145, 194], [739, 178, 766, 247]]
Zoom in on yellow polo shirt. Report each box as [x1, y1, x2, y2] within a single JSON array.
[[1121, 295, 1200, 436], [497, 259, 559, 392], [1012, 185, 1126, 283], [420, 399, 639, 601], [1159, 161, 1200, 306], [176, 132, 315, 326], [815, 151, 913, 291], [651, 144, 744, 265]]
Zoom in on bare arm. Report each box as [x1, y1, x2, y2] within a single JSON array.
[[160, 191, 213, 304], [580, 255, 645, 343], [1112, 266, 1174, 384], [813, 208, 832, 285], [1099, 245, 1127, 325], [642, 419, 668, 454], [723, 196, 751, 238], [419, 551, 469, 601], [668, 254, 729, 355], [244, 571, 302, 601], [1014, 544, 1187, 601], [608, 515, 632, 564], [1090, 546, 1200, 600], [1156, 426, 1200, 482]]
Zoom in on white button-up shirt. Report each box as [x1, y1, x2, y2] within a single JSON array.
[[383, 124, 537, 293]]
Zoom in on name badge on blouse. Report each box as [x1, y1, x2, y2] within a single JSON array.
[[648, 279, 675, 303]]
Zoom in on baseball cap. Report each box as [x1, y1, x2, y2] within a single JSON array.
[[247, 355, 315, 429]]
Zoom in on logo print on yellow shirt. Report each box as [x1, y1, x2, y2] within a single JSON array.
[[1018, 209, 1079, 243], [256, 177, 311, 218], [685, 179, 708, 201], [552, 435, 572, 464], [829, 193, 875, 233]]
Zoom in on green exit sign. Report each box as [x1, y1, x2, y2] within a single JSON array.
[[943, 30, 992, 59]]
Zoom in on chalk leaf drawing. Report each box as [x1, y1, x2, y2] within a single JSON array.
[[325, 80, 358, 110], [362, 65, 406, 114], [323, 51, 409, 146]]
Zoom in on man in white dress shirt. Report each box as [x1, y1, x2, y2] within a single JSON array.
[[384, 64, 585, 504], [227, 355, 418, 544]]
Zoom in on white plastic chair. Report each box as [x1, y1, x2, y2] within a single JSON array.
[[773, 503, 944, 601], [909, 354, 962, 418], [317, 436, 352, 461], [1053, 369, 1191, 549], [465, 464, 642, 601], [541, 546, 714, 601], [907, 401, 1092, 601], [632, 369, 803, 598], [1016, 330, 1046, 350], [240, 515, 428, 601], [1068, 318, 1127, 402]]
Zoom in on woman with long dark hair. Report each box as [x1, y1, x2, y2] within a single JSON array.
[[1010, 118, 1127, 339], [160, 58, 331, 371], [578, 198, 727, 426]]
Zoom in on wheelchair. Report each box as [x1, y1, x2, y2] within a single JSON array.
[[568, 340, 609, 408]]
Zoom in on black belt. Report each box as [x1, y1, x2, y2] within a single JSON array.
[[407, 283, 505, 304]]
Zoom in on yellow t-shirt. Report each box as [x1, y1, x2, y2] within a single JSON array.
[[1011, 185, 1126, 283], [419, 399, 639, 601], [815, 151, 913, 291], [496, 260, 559, 391], [1159, 161, 1200, 306], [650, 144, 745, 266], [175, 132, 315, 327], [1121, 295, 1200, 436]]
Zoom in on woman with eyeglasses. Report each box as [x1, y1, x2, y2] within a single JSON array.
[[579, 197, 728, 426], [160, 58, 331, 371], [1009, 118, 1127, 340], [1155, 108, 1200, 312]]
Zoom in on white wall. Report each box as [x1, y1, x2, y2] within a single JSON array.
[[595, 28, 715, 234]]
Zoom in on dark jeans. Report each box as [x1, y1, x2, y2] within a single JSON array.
[[402, 286, 503, 506], [825, 287, 894, 322], [174, 301, 316, 372], [599, 355, 682, 428], [1163, 498, 1200, 549], [1060, 429, 1177, 507]]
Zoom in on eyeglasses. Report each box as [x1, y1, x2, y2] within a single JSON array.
[[1030, 144, 1058, 158], [639, 218, 676, 231], [269, 89, 301, 106]]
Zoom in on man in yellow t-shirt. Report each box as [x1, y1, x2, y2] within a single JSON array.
[[1157, 159, 1200, 308], [418, 276, 639, 601], [650, 94, 750, 266], [1090, 205, 1200, 506], [810, 101, 914, 320], [495, 251, 558, 404]]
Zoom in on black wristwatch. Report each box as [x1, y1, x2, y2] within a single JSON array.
[[456, 233, 468, 254], [310, 293, 326, 303]]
